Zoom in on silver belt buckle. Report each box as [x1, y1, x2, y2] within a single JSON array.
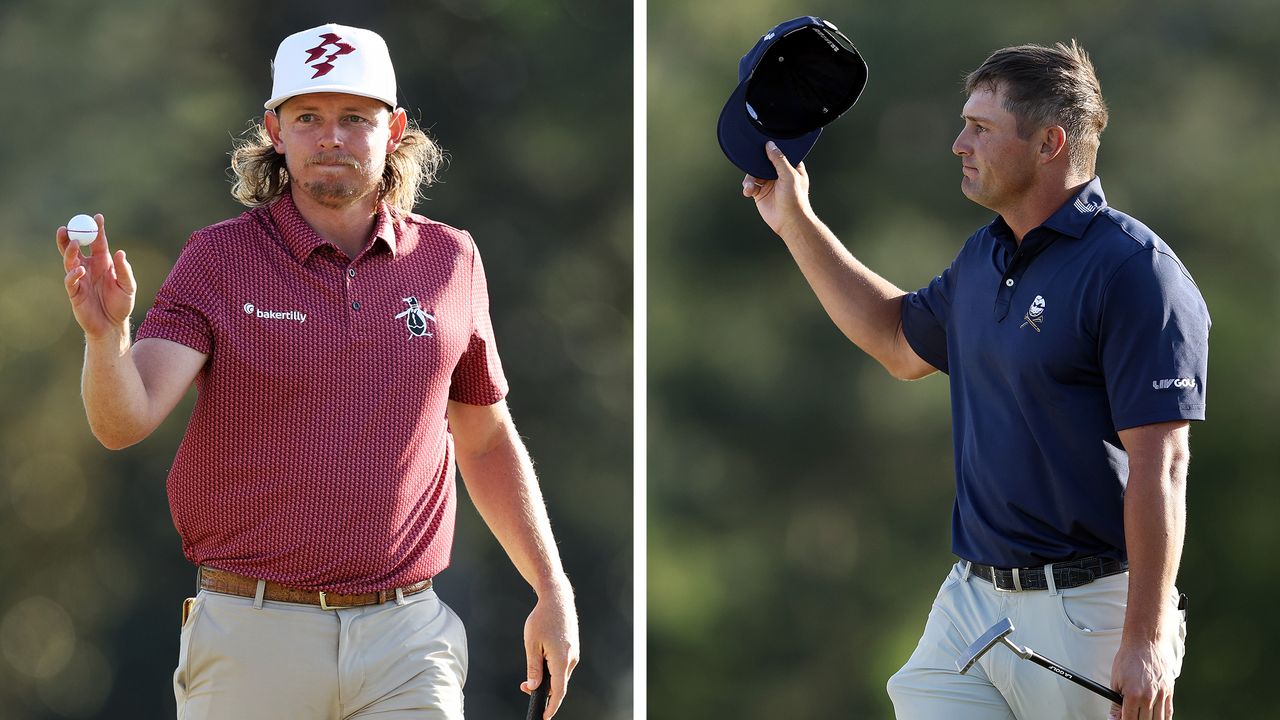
[[993, 566, 1022, 592]]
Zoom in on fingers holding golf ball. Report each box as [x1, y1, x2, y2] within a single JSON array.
[[58, 212, 102, 271], [57, 213, 137, 339], [67, 213, 100, 245]]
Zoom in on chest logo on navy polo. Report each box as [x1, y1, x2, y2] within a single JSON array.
[[1020, 295, 1046, 332], [394, 296, 436, 338]]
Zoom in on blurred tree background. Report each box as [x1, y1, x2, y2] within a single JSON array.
[[0, 0, 631, 718], [650, 0, 1277, 717]]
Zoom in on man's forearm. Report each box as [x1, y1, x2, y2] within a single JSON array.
[[746, 142, 931, 379], [1120, 437, 1188, 645], [1110, 422, 1189, 717], [775, 213, 924, 379], [457, 428, 570, 598], [81, 323, 153, 449], [450, 400, 579, 710]]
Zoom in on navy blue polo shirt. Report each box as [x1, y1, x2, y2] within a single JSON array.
[[901, 178, 1209, 568]]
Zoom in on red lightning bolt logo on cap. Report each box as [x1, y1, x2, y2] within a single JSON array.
[[303, 33, 355, 79], [265, 24, 397, 110]]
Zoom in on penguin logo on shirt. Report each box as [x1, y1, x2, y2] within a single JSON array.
[[1020, 295, 1046, 332], [395, 296, 435, 338]]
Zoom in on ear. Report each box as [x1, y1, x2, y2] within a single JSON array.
[[263, 110, 286, 154], [1040, 125, 1068, 164], [387, 108, 408, 153]]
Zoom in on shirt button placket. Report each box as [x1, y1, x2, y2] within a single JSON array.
[[346, 265, 360, 330], [994, 273, 1017, 321]]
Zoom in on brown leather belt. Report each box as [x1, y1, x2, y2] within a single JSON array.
[[198, 566, 432, 610]]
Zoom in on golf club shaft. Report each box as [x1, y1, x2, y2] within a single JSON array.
[[525, 659, 551, 720], [1025, 649, 1123, 705]]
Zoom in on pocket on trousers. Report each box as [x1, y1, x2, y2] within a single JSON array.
[[1056, 574, 1127, 635], [174, 593, 206, 700], [174, 589, 211, 702]]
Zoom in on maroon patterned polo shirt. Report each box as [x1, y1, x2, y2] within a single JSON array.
[[136, 192, 508, 593]]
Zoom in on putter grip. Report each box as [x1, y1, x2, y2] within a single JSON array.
[[526, 659, 550, 720], [1026, 649, 1123, 705]]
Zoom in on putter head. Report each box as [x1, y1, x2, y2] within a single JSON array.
[[956, 617, 1015, 674]]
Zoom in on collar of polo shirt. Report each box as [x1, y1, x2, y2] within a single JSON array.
[[268, 193, 402, 262]]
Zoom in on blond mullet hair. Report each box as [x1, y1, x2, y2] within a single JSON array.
[[229, 115, 444, 213]]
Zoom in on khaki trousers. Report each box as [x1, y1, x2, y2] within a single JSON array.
[[175, 586, 467, 719], [887, 561, 1186, 720]]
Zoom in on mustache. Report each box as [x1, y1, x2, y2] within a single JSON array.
[[305, 152, 361, 168]]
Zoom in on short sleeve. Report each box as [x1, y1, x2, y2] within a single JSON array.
[[901, 259, 957, 374], [1100, 248, 1210, 430], [449, 234, 509, 405], [135, 233, 217, 354]]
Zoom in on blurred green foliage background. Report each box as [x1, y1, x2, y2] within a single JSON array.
[[0, 0, 631, 718], [650, 0, 1278, 717]]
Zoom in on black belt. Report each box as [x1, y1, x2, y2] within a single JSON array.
[[968, 556, 1128, 592]]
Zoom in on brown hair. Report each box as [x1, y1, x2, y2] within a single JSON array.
[[965, 40, 1108, 176], [229, 117, 444, 213]]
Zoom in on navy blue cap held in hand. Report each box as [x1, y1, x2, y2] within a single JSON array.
[[717, 16, 868, 179]]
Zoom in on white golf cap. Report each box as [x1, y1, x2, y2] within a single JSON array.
[[265, 23, 397, 110]]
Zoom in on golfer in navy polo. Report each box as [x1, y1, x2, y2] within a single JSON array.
[[742, 41, 1207, 720]]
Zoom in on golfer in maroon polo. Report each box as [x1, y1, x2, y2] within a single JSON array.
[[56, 23, 578, 720]]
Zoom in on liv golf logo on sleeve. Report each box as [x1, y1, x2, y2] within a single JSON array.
[[1153, 378, 1197, 390]]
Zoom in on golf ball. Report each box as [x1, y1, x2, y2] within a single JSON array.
[[66, 214, 97, 245]]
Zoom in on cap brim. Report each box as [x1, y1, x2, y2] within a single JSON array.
[[265, 86, 396, 110], [717, 80, 821, 180]]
